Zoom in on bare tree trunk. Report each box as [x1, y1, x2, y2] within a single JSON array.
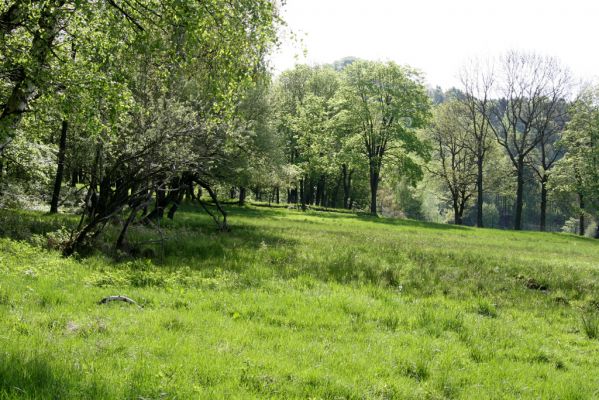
[[452, 194, 466, 225], [0, 159, 4, 197], [476, 158, 484, 227], [167, 187, 184, 220], [369, 166, 379, 216], [453, 203, 461, 224], [307, 178, 315, 205], [70, 169, 78, 187], [146, 185, 166, 220], [539, 177, 548, 231], [116, 207, 137, 249], [579, 193, 585, 236], [196, 179, 228, 231], [514, 157, 525, 230], [332, 174, 341, 208], [300, 178, 306, 211], [343, 166, 353, 210], [50, 120, 68, 213], [238, 187, 246, 205]]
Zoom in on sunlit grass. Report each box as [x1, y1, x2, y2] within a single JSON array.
[[1, 204, 599, 398]]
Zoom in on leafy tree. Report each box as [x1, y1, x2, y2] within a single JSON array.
[[554, 86, 599, 237], [273, 65, 346, 209], [338, 60, 431, 215], [49, 0, 282, 254]]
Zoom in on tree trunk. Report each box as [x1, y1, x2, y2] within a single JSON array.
[[70, 169, 78, 187], [539, 177, 548, 232], [579, 193, 585, 236], [453, 199, 463, 225], [514, 158, 525, 230], [315, 175, 326, 206], [196, 179, 228, 231], [300, 178, 306, 211], [185, 177, 195, 201], [476, 157, 484, 227], [307, 178, 315, 205], [342, 165, 349, 208], [116, 207, 137, 249], [147, 186, 166, 220], [369, 165, 379, 216], [84, 144, 102, 218], [275, 187, 280, 204], [50, 120, 68, 213], [332, 174, 341, 208], [239, 186, 246, 205], [0, 159, 4, 197], [167, 186, 184, 220], [255, 187, 262, 201]]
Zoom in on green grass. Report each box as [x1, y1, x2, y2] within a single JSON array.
[[1, 204, 599, 399]]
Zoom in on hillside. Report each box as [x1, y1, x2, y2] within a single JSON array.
[[1, 205, 599, 399]]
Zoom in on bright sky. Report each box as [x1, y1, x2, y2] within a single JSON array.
[[270, 0, 599, 89]]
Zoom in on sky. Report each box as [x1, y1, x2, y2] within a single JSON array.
[[269, 0, 599, 89]]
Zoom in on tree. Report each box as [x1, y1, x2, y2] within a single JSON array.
[[426, 101, 477, 224], [459, 60, 495, 227], [0, 0, 66, 154], [554, 86, 599, 237], [339, 61, 430, 215], [273, 65, 345, 209], [527, 99, 569, 231], [488, 51, 571, 230], [56, 0, 282, 254]]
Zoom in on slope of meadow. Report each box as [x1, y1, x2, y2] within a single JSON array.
[[1, 205, 599, 399]]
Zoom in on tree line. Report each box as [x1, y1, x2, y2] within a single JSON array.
[[268, 53, 599, 237], [1, 1, 598, 257]]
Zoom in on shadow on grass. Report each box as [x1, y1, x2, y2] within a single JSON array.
[[288, 206, 470, 232], [552, 231, 599, 244], [0, 351, 109, 399], [0, 209, 77, 241], [355, 214, 470, 231], [97, 203, 301, 270], [160, 222, 298, 265]]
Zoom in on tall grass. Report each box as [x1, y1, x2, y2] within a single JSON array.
[[0, 204, 599, 398]]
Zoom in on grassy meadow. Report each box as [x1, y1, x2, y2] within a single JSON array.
[[1, 204, 599, 399]]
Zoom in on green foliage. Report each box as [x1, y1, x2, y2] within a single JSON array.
[[554, 86, 599, 220], [337, 60, 431, 213], [338, 60, 431, 166]]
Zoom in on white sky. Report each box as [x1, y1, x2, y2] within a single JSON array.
[[270, 0, 599, 89]]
